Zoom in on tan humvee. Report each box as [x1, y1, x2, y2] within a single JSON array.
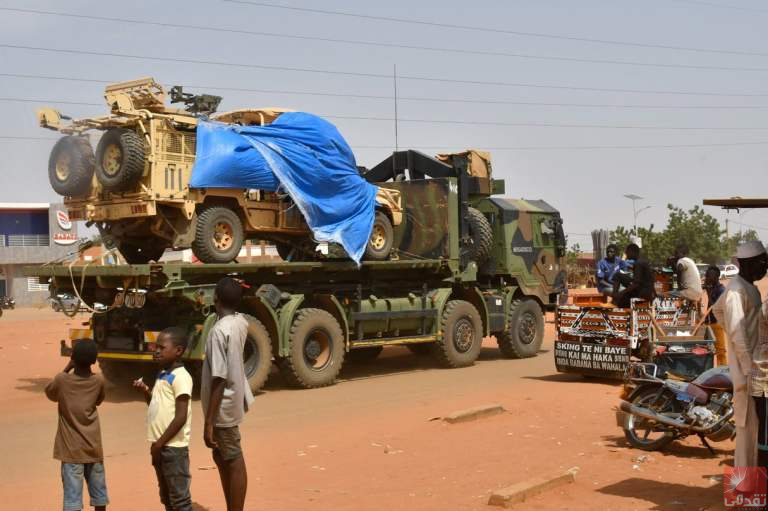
[[38, 77, 402, 263]]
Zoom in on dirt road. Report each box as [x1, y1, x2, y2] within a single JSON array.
[[0, 308, 730, 510]]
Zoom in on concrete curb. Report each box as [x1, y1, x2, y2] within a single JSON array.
[[443, 404, 505, 424], [487, 467, 579, 508]]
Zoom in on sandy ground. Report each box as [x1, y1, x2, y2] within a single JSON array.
[[0, 306, 738, 511]]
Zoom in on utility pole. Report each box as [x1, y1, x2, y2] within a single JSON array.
[[393, 64, 399, 152]]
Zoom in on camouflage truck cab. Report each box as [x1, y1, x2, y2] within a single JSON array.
[[475, 197, 567, 306], [37, 77, 402, 264]]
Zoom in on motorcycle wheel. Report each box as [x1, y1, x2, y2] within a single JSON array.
[[623, 386, 680, 451]]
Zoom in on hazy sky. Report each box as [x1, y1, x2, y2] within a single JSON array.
[[1, 0, 768, 250]]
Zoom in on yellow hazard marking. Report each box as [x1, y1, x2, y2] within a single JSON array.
[[98, 352, 155, 361]]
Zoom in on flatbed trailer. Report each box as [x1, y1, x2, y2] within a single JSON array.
[[29, 256, 544, 390]]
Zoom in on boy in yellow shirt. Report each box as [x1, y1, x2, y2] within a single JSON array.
[[133, 327, 193, 511]]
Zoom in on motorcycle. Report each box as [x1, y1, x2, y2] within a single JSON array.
[[616, 362, 735, 452], [0, 296, 14, 310]]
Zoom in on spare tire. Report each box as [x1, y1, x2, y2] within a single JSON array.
[[466, 207, 493, 264], [95, 128, 146, 192], [364, 211, 394, 261], [48, 136, 95, 197]]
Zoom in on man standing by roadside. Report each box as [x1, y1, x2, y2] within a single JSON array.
[[201, 277, 254, 511], [668, 244, 703, 303], [714, 241, 768, 468]]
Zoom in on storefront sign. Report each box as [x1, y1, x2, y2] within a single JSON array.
[[56, 210, 72, 230], [53, 233, 78, 245]]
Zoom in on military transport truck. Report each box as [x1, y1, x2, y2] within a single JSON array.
[[38, 77, 402, 264], [29, 149, 566, 391]]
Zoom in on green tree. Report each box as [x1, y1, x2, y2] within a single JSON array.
[[721, 229, 759, 261], [609, 204, 743, 265]]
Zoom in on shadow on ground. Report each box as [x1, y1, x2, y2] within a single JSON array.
[[523, 372, 621, 385], [597, 477, 723, 510], [601, 434, 732, 461], [15, 377, 49, 393]]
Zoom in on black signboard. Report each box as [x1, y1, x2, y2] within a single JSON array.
[[554, 341, 631, 379]]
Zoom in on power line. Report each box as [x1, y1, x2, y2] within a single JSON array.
[[3, 45, 768, 97], [2, 135, 767, 150], [4, 97, 768, 130], [224, 0, 768, 56], [2, 7, 768, 72], [330, 114, 768, 130], [4, 72, 768, 109], [352, 141, 768, 150], [667, 0, 768, 13]]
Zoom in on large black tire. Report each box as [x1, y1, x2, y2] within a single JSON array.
[[466, 207, 493, 264], [278, 308, 345, 388], [95, 129, 146, 192], [48, 136, 95, 197], [346, 346, 384, 363], [364, 211, 394, 261], [118, 242, 167, 264], [242, 315, 274, 393], [432, 300, 483, 368], [623, 386, 680, 451], [192, 207, 244, 263], [496, 298, 544, 359]]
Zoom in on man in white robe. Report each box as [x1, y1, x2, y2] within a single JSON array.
[[714, 240, 768, 467]]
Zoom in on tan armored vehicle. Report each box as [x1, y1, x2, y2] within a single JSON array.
[[38, 77, 401, 263]]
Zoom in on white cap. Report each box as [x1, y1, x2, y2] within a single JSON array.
[[736, 240, 767, 259]]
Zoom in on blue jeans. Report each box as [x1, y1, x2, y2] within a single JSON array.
[[153, 446, 192, 511], [61, 462, 109, 511]]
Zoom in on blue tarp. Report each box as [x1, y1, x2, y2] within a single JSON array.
[[190, 112, 377, 263]]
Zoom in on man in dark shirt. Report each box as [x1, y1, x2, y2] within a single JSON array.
[[614, 243, 655, 308]]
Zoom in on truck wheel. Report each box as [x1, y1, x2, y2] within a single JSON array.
[[192, 207, 244, 263], [278, 308, 345, 388], [364, 211, 394, 261], [497, 299, 544, 359], [48, 136, 95, 196], [347, 346, 383, 363], [466, 207, 493, 264], [118, 242, 167, 264], [432, 300, 483, 368], [95, 128, 146, 192], [243, 315, 273, 393]]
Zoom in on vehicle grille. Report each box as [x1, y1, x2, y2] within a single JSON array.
[[154, 127, 196, 164]]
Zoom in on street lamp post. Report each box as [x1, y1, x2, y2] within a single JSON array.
[[624, 194, 643, 235]]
